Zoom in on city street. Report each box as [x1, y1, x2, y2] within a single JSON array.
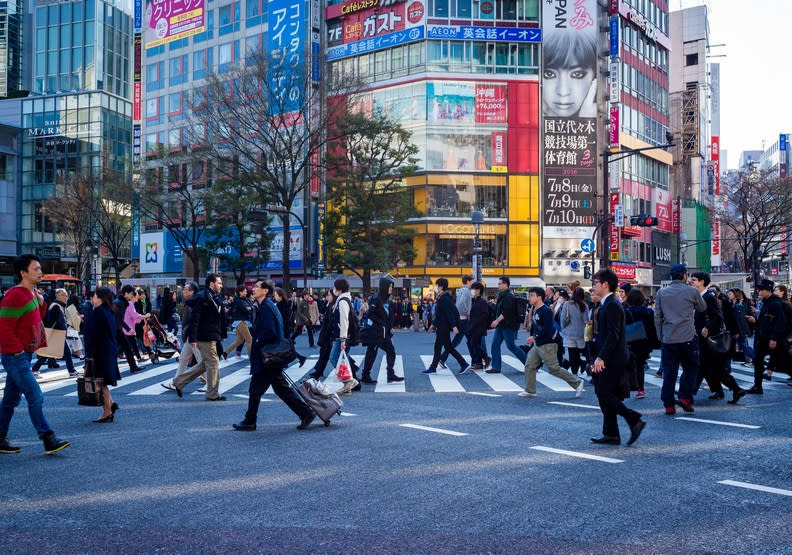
[[1, 331, 790, 554]]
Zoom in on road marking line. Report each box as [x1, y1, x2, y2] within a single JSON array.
[[467, 391, 502, 397], [502, 356, 575, 391], [64, 361, 180, 396], [675, 417, 760, 429], [530, 446, 624, 464], [419, 356, 465, 392], [718, 480, 792, 497], [399, 424, 468, 437], [548, 401, 600, 410], [462, 356, 522, 392], [375, 355, 406, 393], [339, 412, 357, 417]]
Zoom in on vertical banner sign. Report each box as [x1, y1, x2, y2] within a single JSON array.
[[133, 35, 142, 80], [609, 106, 620, 150], [711, 217, 721, 267], [780, 134, 787, 178], [608, 60, 620, 104], [491, 131, 507, 172], [542, 0, 598, 239], [609, 16, 619, 57], [133, 124, 141, 165], [134, 32, 142, 123], [133, 82, 142, 121], [268, 0, 305, 115], [317, 203, 326, 275], [711, 136, 720, 195], [672, 198, 680, 234], [609, 0, 620, 15], [132, 193, 141, 254], [609, 193, 620, 260], [145, 0, 206, 48], [134, 0, 142, 32]]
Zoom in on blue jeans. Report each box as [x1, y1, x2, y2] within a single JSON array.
[[660, 340, 700, 407], [0, 352, 53, 437], [440, 319, 469, 363], [491, 327, 526, 371]]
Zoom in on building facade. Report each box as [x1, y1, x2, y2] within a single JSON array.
[[0, 0, 31, 98], [326, 0, 544, 289], [0, 122, 21, 283], [606, 0, 673, 291]]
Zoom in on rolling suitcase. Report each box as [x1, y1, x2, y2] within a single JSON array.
[[284, 374, 343, 426]]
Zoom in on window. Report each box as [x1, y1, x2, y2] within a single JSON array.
[[168, 92, 183, 118], [169, 55, 188, 85], [218, 41, 238, 71], [193, 47, 213, 79], [685, 53, 698, 66], [245, 35, 261, 63], [146, 61, 164, 90], [146, 96, 164, 124], [431, 0, 449, 17], [246, 0, 263, 27], [219, 2, 240, 35], [193, 9, 215, 43]]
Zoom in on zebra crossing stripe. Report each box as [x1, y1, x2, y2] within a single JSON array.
[[65, 361, 181, 396], [461, 356, 522, 392], [375, 355, 406, 393], [502, 355, 575, 392], [419, 356, 465, 392]]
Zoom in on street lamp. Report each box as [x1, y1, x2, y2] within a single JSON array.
[[471, 209, 484, 283]]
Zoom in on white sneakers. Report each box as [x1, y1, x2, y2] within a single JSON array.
[[518, 391, 537, 398], [575, 380, 585, 398]]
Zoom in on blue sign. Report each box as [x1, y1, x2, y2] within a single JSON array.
[[326, 26, 425, 61], [134, 0, 142, 32], [570, 261, 580, 271], [580, 238, 595, 254], [609, 17, 619, 57], [426, 25, 541, 43], [267, 0, 306, 113], [311, 34, 321, 84], [781, 133, 787, 151]]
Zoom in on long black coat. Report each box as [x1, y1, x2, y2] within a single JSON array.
[[250, 298, 284, 376], [84, 304, 120, 386], [593, 294, 630, 399]]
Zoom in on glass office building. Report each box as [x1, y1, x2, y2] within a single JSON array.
[[0, 0, 27, 98]]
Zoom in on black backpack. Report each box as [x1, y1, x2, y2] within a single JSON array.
[[515, 296, 528, 324], [339, 297, 361, 346]]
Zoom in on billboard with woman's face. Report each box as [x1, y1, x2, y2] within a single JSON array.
[[542, 0, 598, 239]]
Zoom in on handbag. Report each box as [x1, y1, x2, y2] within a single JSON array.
[[584, 321, 594, 342], [706, 329, 732, 354], [259, 303, 298, 368], [35, 327, 66, 359], [625, 310, 648, 344], [77, 358, 104, 406]]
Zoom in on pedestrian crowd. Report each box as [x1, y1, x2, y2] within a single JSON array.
[[1, 253, 789, 455]]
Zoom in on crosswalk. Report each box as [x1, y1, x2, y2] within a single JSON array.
[[1, 349, 788, 401]]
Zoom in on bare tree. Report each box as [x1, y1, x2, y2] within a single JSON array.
[[716, 170, 792, 288], [94, 173, 134, 285], [41, 175, 96, 284], [191, 49, 356, 287], [137, 147, 211, 281], [324, 109, 419, 296]]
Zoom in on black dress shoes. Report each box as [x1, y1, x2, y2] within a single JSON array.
[[232, 421, 256, 431], [728, 388, 747, 404], [627, 419, 647, 446], [297, 414, 316, 430], [361, 377, 377, 385], [708, 392, 725, 400], [745, 386, 764, 395], [387, 375, 405, 383], [590, 436, 621, 445]]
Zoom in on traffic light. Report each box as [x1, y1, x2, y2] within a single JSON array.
[[583, 264, 591, 279], [629, 214, 658, 227]]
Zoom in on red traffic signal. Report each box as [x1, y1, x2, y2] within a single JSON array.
[[630, 214, 658, 227]]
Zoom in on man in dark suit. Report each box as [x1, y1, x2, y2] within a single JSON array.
[[424, 278, 469, 374], [232, 280, 315, 431], [590, 269, 646, 446]]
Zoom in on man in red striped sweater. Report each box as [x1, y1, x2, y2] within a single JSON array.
[[0, 254, 70, 454]]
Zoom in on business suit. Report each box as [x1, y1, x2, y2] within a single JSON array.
[[593, 294, 642, 439]]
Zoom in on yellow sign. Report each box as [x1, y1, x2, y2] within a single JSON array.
[[491, 165, 508, 173], [610, 253, 619, 261]]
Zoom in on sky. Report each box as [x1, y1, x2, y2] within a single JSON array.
[[681, 0, 792, 168]]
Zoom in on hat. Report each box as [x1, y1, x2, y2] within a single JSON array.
[[757, 279, 775, 292], [669, 264, 687, 279]]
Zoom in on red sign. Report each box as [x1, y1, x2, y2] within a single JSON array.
[[612, 261, 637, 280], [406, 1, 423, 23], [609, 193, 620, 259], [711, 136, 720, 195], [609, 105, 619, 150], [480, 0, 493, 14], [672, 199, 680, 234], [491, 131, 506, 167], [609, 0, 619, 14], [654, 187, 672, 233], [475, 85, 507, 124], [781, 226, 787, 254], [133, 82, 142, 121]]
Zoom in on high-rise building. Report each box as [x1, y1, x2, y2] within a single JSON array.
[[13, 0, 134, 274], [325, 0, 544, 290], [606, 0, 673, 290], [138, 0, 317, 279], [668, 4, 715, 273], [759, 134, 790, 178], [0, 0, 32, 98]]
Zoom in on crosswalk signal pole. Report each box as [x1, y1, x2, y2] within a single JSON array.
[[472, 210, 484, 283]]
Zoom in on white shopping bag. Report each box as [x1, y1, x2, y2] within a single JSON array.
[[323, 350, 351, 393]]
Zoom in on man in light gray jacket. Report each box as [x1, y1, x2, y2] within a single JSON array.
[[654, 264, 707, 414], [439, 275, 473, 369]]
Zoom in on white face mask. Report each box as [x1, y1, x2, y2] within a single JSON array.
[[434, 286, 439, 294]]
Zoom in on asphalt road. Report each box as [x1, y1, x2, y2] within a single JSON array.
[[1, 330, 790, 554]]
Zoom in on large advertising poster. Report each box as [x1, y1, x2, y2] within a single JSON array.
[[144, 0, 206, 49], [427, 82, 506, 125], [268, 0, 306, 114], [541, 0, 598, 239]]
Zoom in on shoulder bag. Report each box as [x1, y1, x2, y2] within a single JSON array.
[[706, 329, 732, 354], [259, 303, 298, 368], [35, 304, 66, 359], [624, 309, 648, 344]]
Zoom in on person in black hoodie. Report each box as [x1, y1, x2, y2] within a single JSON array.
[[424, 278, 468, 374], [360, 274, 404, 385], [690, 273, 746, 404], [467, 282, 490, 370], [747, 279, 787, 394], [173, 274, 227, 401]]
